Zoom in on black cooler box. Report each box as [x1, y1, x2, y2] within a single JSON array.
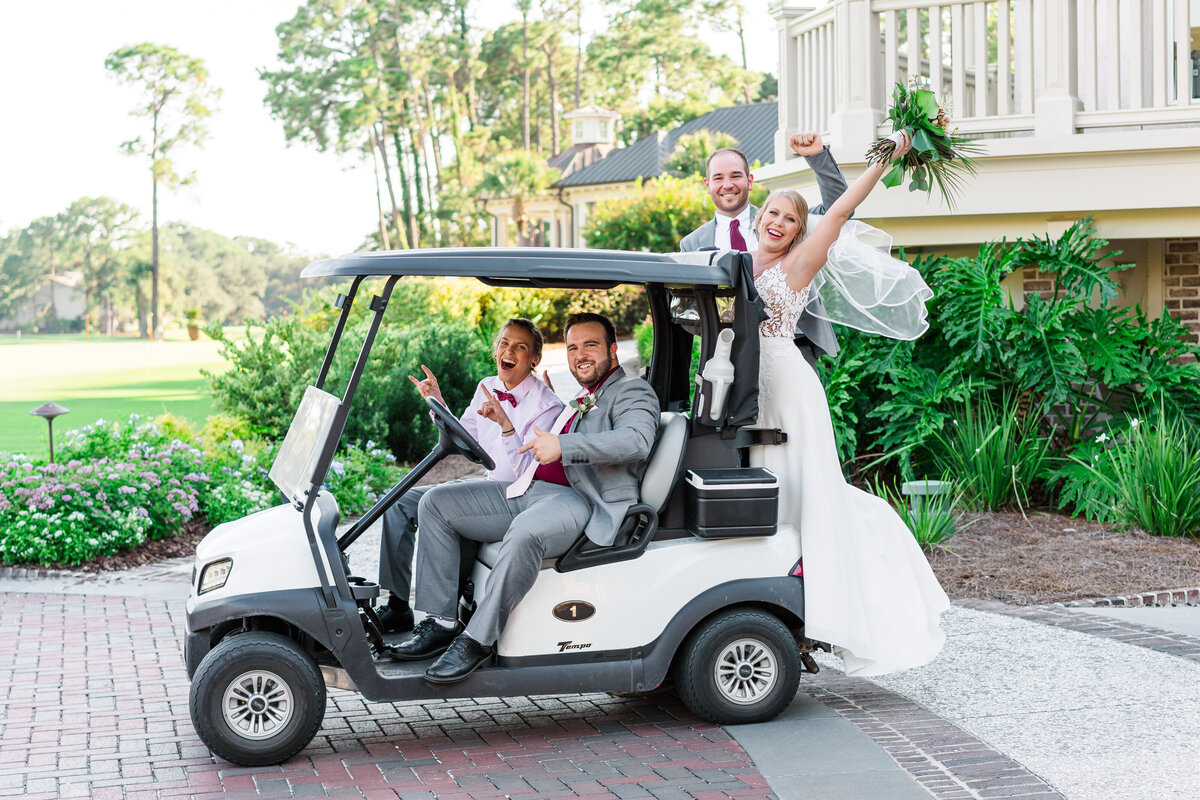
[[684, 467, 779, 538]]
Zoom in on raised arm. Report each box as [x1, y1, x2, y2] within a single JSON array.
[[790, 132, 849, 216], [780, 132, 911, 291]]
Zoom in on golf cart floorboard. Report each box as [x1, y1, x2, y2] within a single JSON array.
[[352, 652, 647, 701]]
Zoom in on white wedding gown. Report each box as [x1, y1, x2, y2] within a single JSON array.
[[750, 263, 950, 677]]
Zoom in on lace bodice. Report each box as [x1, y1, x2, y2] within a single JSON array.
[[755, 264, 811, 338]]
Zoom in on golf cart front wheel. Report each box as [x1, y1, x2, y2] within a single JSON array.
[[189, 632, 325, 766], [674, 610, 800, 725]]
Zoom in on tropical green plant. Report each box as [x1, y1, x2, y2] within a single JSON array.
[[928, 394, 1055, 512], [872, 477, 965, 551], [1071, 408, 1200, 537]]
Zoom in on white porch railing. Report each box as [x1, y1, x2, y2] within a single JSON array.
[[773, 0, 1200, 161]]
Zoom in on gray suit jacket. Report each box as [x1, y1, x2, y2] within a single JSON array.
[[558, 369, 660, 547], [678, 146, 847, 360]]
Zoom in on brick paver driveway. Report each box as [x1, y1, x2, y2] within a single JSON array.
[[0, 591, 772, 799]]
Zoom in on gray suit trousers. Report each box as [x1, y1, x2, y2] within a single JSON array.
[[416, 480, 591, 646], [380, 481, 478, 607]]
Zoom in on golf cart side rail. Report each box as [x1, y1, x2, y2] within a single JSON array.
[[301, 247, 732, 286]]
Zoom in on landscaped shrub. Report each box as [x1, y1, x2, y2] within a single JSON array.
[[0, 419, 210, 565], [818, 219, 1200, 517], [206, 297, 493, 462], [928, 394, 1054, 512], [872, 476, 965, 551], [1061, 408, 1200, 537], [0, 414, 406, 567]]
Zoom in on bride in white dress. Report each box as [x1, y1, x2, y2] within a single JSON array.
[[749, 132, 950, 676]]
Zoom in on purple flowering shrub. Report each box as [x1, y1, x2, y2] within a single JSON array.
[[0, 414, 404, 566]]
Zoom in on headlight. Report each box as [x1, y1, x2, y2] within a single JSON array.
[[198, 558, 233, 594]]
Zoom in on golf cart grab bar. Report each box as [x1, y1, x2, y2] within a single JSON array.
[[315, 275, 365, 390], [555, 503, 659, 573]]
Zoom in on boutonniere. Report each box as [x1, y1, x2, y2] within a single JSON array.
[[570, 389, 604, 415]]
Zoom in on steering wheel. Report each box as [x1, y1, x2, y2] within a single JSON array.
[[426, 396, 496, 471]]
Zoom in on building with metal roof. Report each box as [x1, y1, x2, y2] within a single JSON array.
[[484, 102, 778, 249]]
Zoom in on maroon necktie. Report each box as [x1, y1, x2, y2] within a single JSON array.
[[494, 390, 518, 407], [729, 219, 748, 251]]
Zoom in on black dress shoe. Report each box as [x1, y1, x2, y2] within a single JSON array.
[[373, 602, 415, 634], [424, 634, 493, 684], [386, 618, 460, 661]]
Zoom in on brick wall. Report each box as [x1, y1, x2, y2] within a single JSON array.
[[1021, 266, 1056, 302], [1165, 238, 1200, 343], [1019, 238, 1200, 347]]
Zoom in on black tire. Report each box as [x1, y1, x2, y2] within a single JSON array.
[[674, 609, 801, 725], [189, 631, 326, 766]]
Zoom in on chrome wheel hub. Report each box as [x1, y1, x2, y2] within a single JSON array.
[[714, 638, 778, 705], [222, 670, 294, 740]]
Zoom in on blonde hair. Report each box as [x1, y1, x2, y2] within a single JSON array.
[[756, 189, 809, 251]]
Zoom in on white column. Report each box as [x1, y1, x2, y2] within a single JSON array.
[[771, 3, 814, 164], [494, 214, 508, 248], [1034, 0, 1083, 135], [827, 0, 883, 153]]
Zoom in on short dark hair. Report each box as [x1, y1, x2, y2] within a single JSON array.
[[564, 312, 616, 348], [498, 317, 544, 359], [705, 147, 750, 178]]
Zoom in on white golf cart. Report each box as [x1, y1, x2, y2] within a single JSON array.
[[184, 248, 817, 766]]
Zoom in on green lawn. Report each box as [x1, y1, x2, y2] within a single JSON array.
[[0, 333, 233, 456]]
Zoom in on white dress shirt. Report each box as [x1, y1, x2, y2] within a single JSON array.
[[714, 206, 759, 251], [458, 373, 564, 483]]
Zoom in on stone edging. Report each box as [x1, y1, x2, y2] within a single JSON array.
[[806, 671, 1065, 800], [0, 565, 84, 580], [1056, 586, 1200, 608], [957, 599, 1200, 664]]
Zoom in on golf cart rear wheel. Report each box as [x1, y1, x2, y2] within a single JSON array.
[[189, 632, 325, 766], [674, 610, 800, 725]]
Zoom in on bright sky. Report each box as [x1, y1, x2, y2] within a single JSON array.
[[0, 1, 776, 257]]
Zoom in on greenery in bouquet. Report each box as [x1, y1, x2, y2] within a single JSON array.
[[866, 81, 982, 209]]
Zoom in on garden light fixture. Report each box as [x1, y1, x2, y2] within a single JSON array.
[[29, 402, 69, 463]]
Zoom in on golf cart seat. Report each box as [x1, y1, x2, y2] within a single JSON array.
[[476, 411, 689, 571]]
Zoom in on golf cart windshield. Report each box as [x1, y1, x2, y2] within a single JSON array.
[[268, 386, 341, 505]]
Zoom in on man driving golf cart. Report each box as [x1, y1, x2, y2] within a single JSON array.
[[184, 248, 806, 767]]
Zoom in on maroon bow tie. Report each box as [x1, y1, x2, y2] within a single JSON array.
[[494, 389, 518, 407]]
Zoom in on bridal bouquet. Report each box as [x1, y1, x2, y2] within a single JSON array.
[[866, 80, 981, 209]]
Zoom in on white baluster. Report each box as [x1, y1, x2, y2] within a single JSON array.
[[930, 4, 945, 97], [974, 0, 990, 117], [1106, 0, 1122, 110], [1128, 0, 1144, 108], [952, 3, 967, 114], [998, 0, 1013, 115], [1080, 0, 1098, 111], [1175, 0, 1192, 105], [1151, 0, 1167, 107], [908, 7, 922, 82], [1015, 0, 1035, 115], [885, 9, 899, 96]]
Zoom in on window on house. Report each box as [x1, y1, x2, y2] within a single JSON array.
[[574, 121, 584, 139], [598, 120, 608, 138]]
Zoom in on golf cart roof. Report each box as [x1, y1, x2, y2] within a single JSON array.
[[301, 247, 732, 287]]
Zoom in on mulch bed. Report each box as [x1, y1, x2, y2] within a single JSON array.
[[27, 458, 1200, 605], [930, 510, 1200, 605]]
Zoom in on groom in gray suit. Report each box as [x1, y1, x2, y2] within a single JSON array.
[[390, 312, 660, 683], [678, 133, 848, 366]]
